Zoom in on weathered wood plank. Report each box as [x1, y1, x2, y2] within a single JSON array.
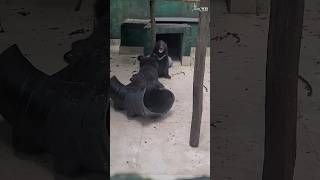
[[190, 0, 209, 147], [263, 0, 305, 179]]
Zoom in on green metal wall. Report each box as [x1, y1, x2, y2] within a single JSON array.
[[110, 0, 198, 39]]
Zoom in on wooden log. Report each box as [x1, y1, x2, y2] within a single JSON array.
[[189, 0, 209, 147], [263, 0, 305, 179], [150, 0, 156, 47]]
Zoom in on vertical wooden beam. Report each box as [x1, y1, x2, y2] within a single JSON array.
[[190, 0, 210, 147], [263, 0, 305, 179], [150, 0, 156, 47]]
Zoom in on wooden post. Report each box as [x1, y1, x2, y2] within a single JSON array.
[[150, 0, 156, 47], [263, 0, 305, 179], [189, 0, 209, 147]]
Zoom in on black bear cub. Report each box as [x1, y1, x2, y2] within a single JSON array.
[[152, 40, 172, 79], [133, 54, 164, 90]]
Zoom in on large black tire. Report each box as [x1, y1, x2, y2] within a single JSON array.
[[110, 76, 174, 118]]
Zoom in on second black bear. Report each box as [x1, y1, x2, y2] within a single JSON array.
[[152, 40, 172, 79]]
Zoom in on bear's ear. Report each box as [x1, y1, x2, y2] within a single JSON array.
[[137, 55, 145, 62], [154, 41, 161, 48]]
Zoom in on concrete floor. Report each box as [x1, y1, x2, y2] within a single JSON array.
[[212, 0, 320, 179], [0, 1, 106, 180], [109, 44, 211, 180]]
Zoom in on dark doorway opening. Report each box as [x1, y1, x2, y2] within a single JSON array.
[[156, 33, 183, 61]]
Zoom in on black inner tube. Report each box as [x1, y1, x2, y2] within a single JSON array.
[[143, 88, 174, 114]]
